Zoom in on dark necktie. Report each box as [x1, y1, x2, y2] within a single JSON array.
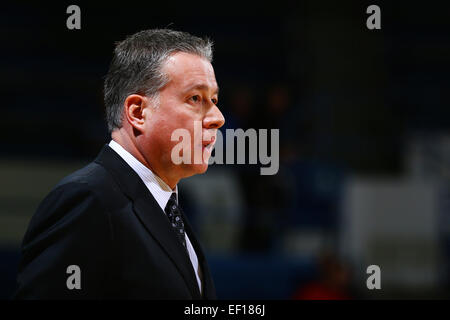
[[164, 192, 186, 248]]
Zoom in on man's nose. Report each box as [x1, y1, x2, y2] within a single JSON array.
[[203, 105, 225, 129]]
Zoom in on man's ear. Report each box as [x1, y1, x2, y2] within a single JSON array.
[[123, 94, 149, 133]]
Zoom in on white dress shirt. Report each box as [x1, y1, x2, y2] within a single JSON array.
[[108, 140, 202, 294]]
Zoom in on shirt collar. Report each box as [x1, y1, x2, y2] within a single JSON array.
[[108, 140, 177, 211]]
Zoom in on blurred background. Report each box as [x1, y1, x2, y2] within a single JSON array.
[[1, 1, 449, 299]]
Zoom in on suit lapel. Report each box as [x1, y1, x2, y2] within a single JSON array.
[[94, 145, 202, 299], [179, 207, 217, 300], [132, 196, 202, 299]]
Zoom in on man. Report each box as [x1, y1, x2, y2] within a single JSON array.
[[13, 29, 225, 299]]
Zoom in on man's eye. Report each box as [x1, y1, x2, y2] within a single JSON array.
[[191, 95, 201, 103], [211, 98, 218, 104]]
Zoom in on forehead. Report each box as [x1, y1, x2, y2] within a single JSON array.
[[162, 52, 218, 92]]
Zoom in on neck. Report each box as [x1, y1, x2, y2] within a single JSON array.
[[111, 128, 178, 190]]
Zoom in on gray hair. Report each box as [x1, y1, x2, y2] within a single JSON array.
[[104, 29, 213, 133]]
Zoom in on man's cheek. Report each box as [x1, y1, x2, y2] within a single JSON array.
[[170, 128, 194, 165]]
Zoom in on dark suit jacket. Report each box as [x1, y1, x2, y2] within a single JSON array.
[[13, 145, 216, 299]]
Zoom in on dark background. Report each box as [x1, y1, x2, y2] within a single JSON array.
[[1, 1, 450, 299]]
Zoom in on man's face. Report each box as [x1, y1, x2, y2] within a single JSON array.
[[139, 52, 225, 184]]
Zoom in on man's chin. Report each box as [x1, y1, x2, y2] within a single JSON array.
[[179, 162, 209, 179], [193, 162, 209, 174]]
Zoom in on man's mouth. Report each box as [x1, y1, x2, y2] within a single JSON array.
[[202, 136, 215, 150]]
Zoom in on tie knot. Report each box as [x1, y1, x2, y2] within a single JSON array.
[[169, 192, 177, 204], [166, 193, 178, 213], [164, 192, 186, 248]]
